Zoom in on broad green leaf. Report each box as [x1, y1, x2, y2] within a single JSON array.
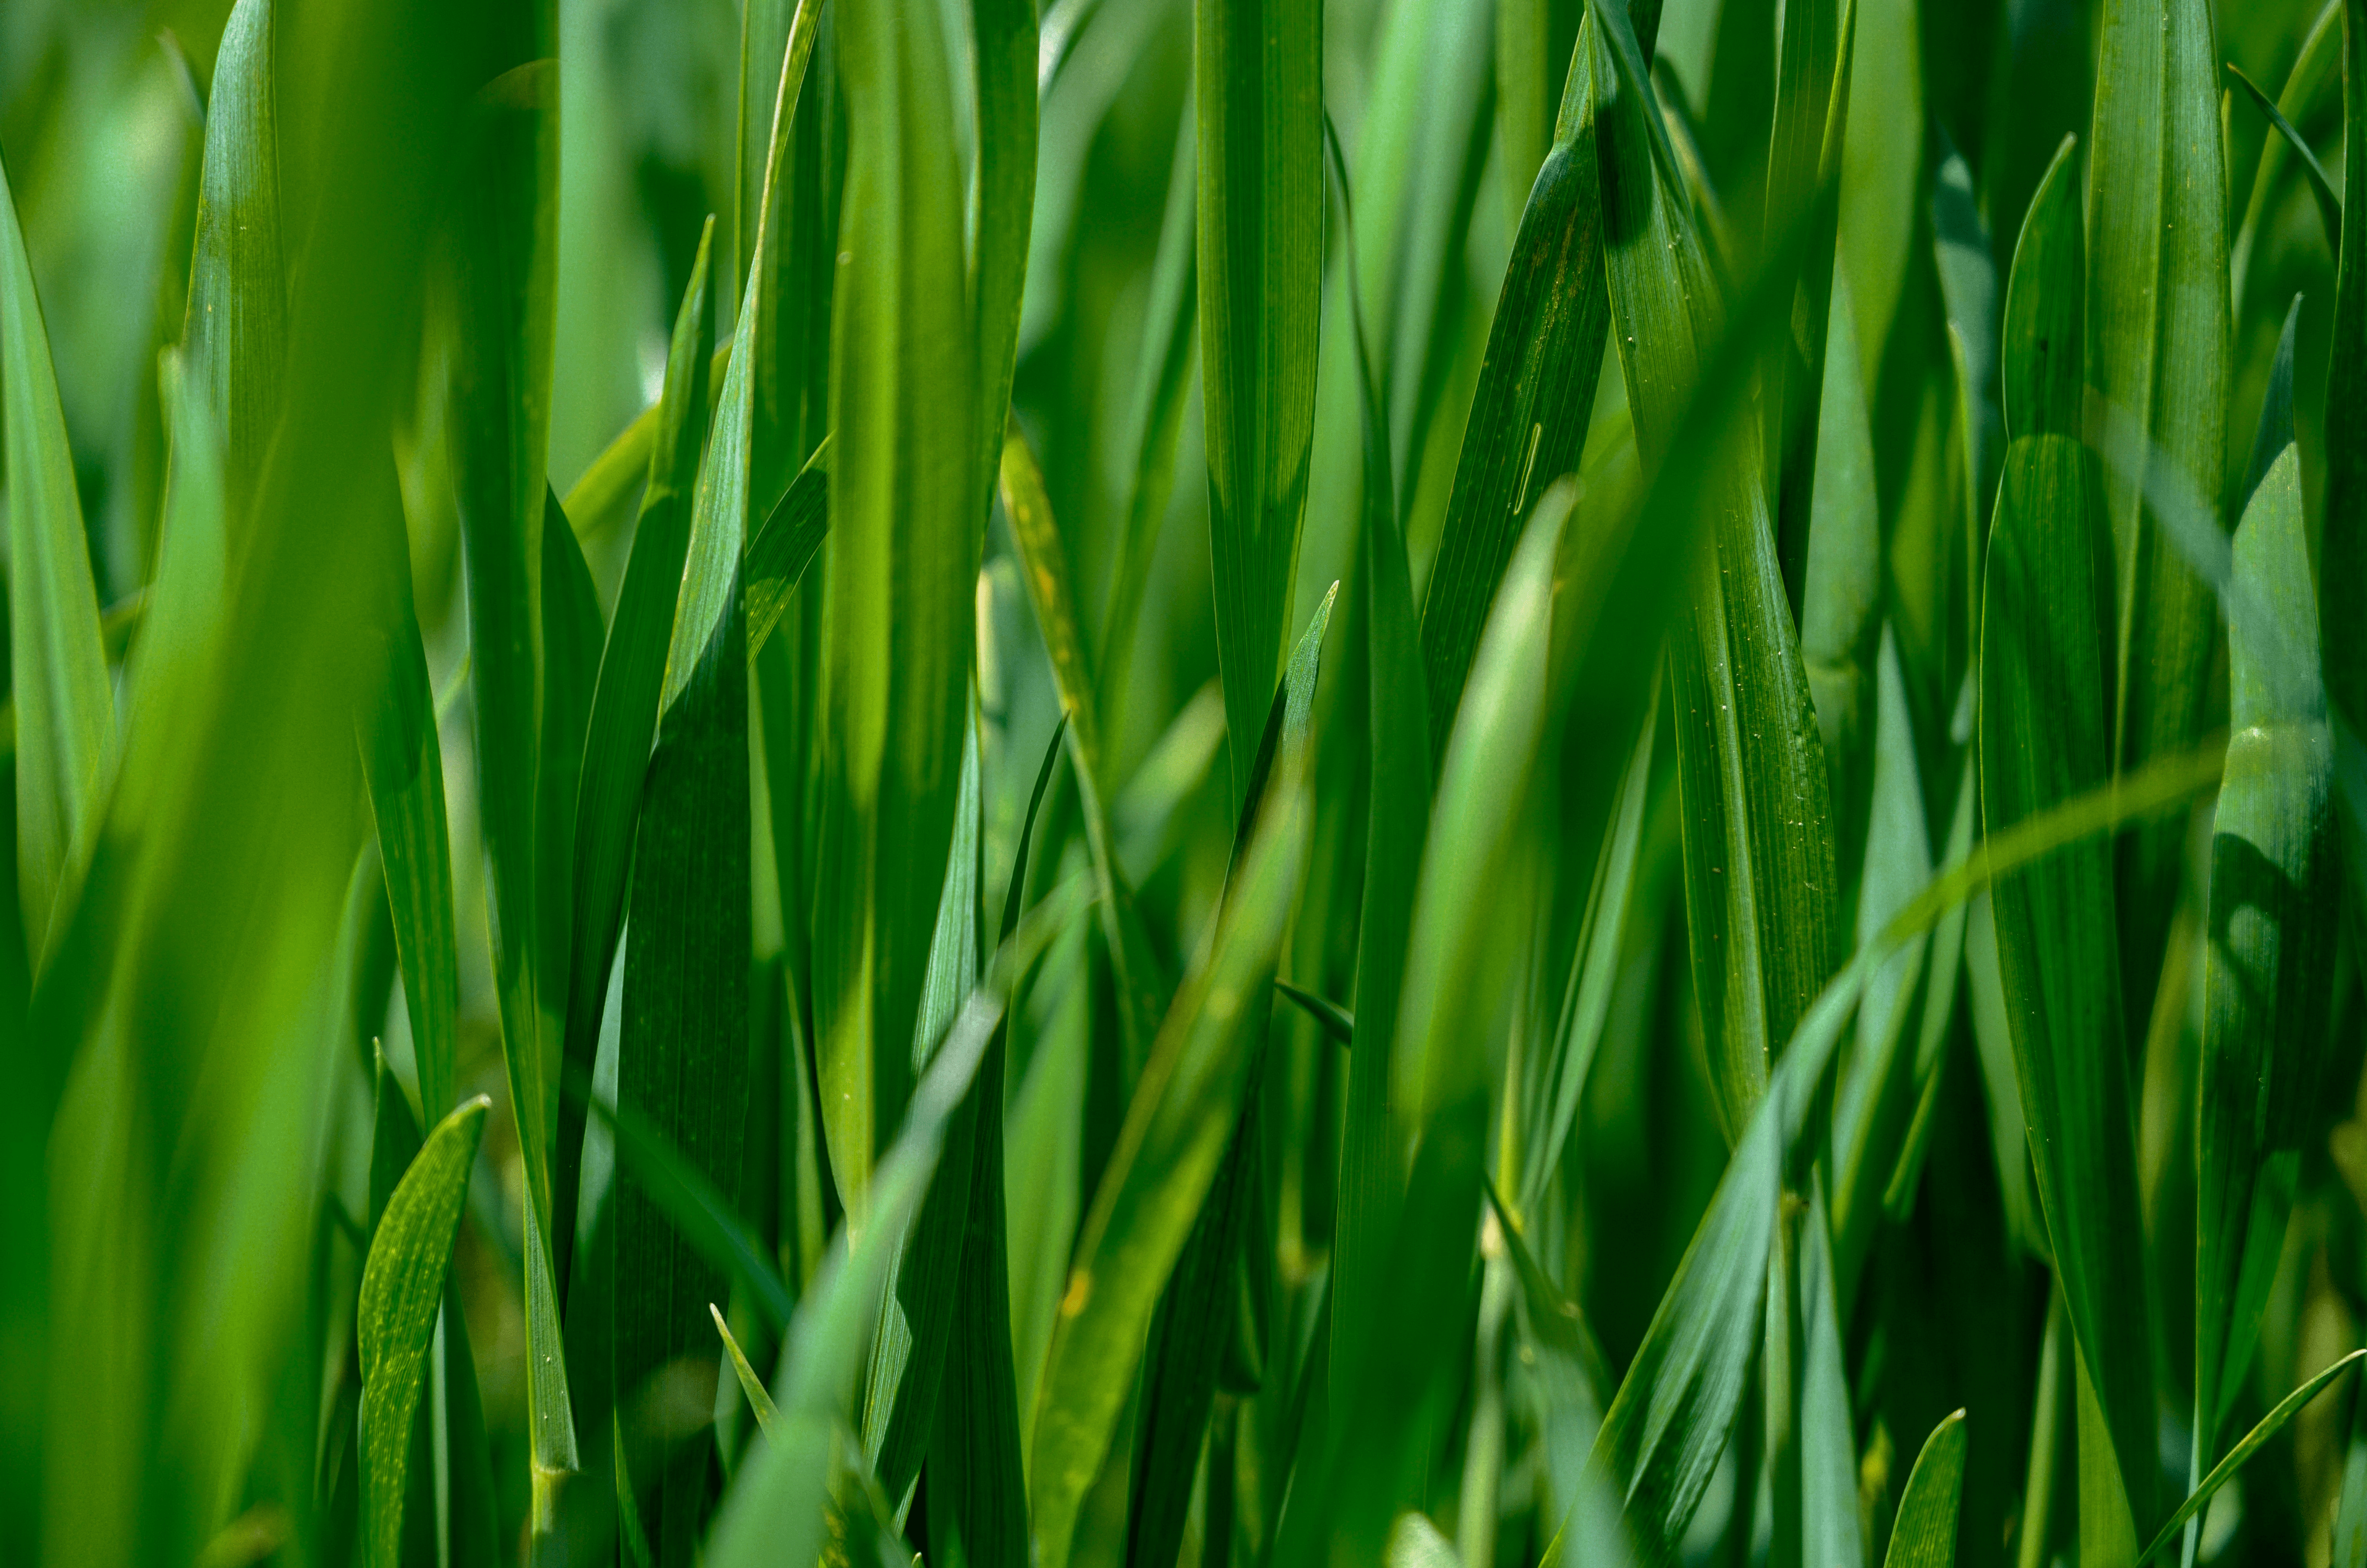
[[360, 1099, 491, 1568], [2090, 0, 2232, 1050], [1882, 1411, 1967, 1568], [2192, 297, 2338, 1487], [1196, 0, 1323, 809], [550, 220, 716, 1285], [179, 0, 286, 524], [1129, 587, 1333, 1568], [1418, 31, 1611, 740], [2, 144, 114, 956], [1027, 730, 1311, 1568], [1591, 0, 1840, 1139], [1982, 137, 2156, 1541], [817, 0, 982, 1214]]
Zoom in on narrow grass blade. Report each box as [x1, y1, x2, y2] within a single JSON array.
[[1793, 1186, 1864, 1568], [551, 222, 716, 1284], [1027, 743, 1312, 1568], [360, 1099, 491, 1568], [1982, 138, 2156, 1537], [561, 340, 735, 545], [1882, 1412, 1968, 1568], [2090, 0, 2232, 1047], [744, 435, 829, 659], [818, 0, 982, 1213], [712, 1305, 780, 1438], [1592, 0, 1841, 1138], [2227, 64, 2342, 249], [971, 0, 1040, 508], [2, 147, 115, 955], [1419, 33, 1611, 739], [1276, 980, 1351, 1043], [536, 483, 602, 1094], [1196, 0, 1324, 808], [1127, 593, 1333, 1568], [2193, 297, 2338, 1481], [2138, 1352, 2367, 1565], [2231, 2, 2341, 310], [179, 0, 285, 522]]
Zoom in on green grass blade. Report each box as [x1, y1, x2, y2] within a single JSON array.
[[1882, 1411, 1968, 1568], [1196, 0, 1323, 809], [2089, 0, 2232, 1051], [1027, 739, 1312, 1568], [712, 1304, 780, 1438], [551, 221, 716, 1285], [2192, 297, 2339, 1482], [1793, 1185, 1864, 1568], [1418, 35, 1611, 740], [360, 1099, 491, 1568], [2, 146, 115, 957], [536, 481, 602, 1094], [744, 434, 829, 659], [2226, 64, 2341, 250], [971, 0, 1040, 512], [1592, 0, 1840, 1139], [1982, 137, 2156, 1540], [179, 0, 285, 523], [2326, 0, 2367, 939], [2137, 1352, 2367, 1565], [818, 0, 982, 1214], [2230, 2, 2341, 311], [1275, 980, 1351, 1044]]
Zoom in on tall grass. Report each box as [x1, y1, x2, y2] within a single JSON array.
[[2, 0, 2364, 1564]]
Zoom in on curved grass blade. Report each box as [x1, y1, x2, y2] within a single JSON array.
[[818, 0, 982, 1213], [559, 341, 733, 545], [2192, 297, 2338, 1499], [2227, 63, 2342, 250], [2231, 2, 2341, 311], [1275, 980, 1351, 1044], [360, 1098, 491, 1568], [1982, 137, 2156, 1542], [1591, 0, 1840, 1138], [1197, 0, 1324, 809], [2138, 1351, 2367, 1565], [550, 218, 716, 1299], [1418, 30, 1612, 740], [1, 146, 115, 956], [2089, 0, 2231, 1051], [1882, 1411, 1967, 1568]]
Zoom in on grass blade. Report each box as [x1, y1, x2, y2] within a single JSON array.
[[744, 435, 829, 659], [2, 146, 115, 956], [1196, 0, 1324, 808], [360, 1099, 492, 1568], [2326, 0, 2367, 939], [2227, 64, 2341, 250], [2139, 1352, 2367, 1565], [1981, 136, 2156, 1540], [2089, 0, 2232, 1048], [1882, 1412, 1968, 1568], [711, 1305, 780, 1438], [551, 220, 716, 1289]]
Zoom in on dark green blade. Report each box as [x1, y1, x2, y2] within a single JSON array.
[[2325, 0, 2367, 949], [1982, 137, 2156, 1548], [2227, 63, 2343, 250], [743, 435, 829, 659], [1196, 0, 1324, 809], [1882, 1412, 1968, 1568]]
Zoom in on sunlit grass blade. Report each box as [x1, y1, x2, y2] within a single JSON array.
[[1418, 33, 1611, 740], [1883, 1411, 1967, 1568], [2089, 0, 2232, 1048], [360, 1098, 491, 1568], [551, 219, 716, 1288], [1982, 136, 2156, 1544], [1591, 0, 1840, 1139], [2192, 297, 2339, 1495], [1028, 737, 1312, 1568], [1196, 0, 1323, 808], [712, 1304, 780, 1438], [817, 0, 981, 1214], [179, 0, 285, 522], [744, 433, 828, 659], [1, 146, 114, 957], [1128, 588, 1332, 1568]]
